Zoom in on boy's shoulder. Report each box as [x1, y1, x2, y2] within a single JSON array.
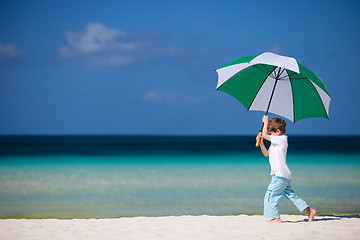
[[270, 135, 288, 145], [270, 134, 288, 139]]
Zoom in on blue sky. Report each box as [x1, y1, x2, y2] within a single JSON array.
[[0, 0, 359, 135]]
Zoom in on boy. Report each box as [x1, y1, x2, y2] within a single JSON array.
[[256, 115, 316, 223]]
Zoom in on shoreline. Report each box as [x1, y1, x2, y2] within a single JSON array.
[[1, 212, 359, 220], [1, 214, 360, 240]]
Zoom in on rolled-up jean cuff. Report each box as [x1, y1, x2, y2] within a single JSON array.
[[299, 204, 309, 212]]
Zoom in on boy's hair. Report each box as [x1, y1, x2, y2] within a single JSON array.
[[268, 117, 286, 134]]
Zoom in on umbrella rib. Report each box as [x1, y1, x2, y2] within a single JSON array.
[[286, 72, 298, 77], [278, 76, 290, 81], [254, 64, 272, 76], [278, 74, 291, 81], [278, 67, 286, 78], [248, 66, 276, 111]]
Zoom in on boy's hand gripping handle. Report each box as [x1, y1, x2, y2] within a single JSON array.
[[255, 131, 262, 147], [255, 122, 265, 147]]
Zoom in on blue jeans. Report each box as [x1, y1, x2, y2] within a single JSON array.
[[264, 175, 309, 219]]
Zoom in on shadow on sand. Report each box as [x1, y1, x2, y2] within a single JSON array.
[[282, 214, 360, 223]]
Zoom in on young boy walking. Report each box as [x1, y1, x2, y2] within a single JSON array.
[[257, 115, 316, 223]]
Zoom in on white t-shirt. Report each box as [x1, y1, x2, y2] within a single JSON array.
[[269, 135, 292, 179]]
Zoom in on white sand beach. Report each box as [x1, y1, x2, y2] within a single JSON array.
[[1, 214, 359, 240]]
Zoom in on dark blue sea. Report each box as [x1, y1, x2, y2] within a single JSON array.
[[0, 136, 359, 218]]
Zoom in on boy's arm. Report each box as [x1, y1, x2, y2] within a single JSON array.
[[261, 115, 271, 142], [256, 133, 269, 157], [258, 136, 269, 157]]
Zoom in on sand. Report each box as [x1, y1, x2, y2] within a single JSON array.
[[1, 214, 359, 240]]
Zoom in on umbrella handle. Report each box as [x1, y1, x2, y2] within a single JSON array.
[[255, 120, 266, 147], [255, 131, 262, 147]]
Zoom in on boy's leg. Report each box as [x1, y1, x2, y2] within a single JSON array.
[[283, 185, 316, 221], [283, 184, 309, 213], [264, 176, 288, 219]]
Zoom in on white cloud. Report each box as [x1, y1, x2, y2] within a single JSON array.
[[144, 91, 180, 102], [143, 91, 199, 105], [59, 22, 215, 67], [0, 42, 22, 61], [59, 23, 137, 66]]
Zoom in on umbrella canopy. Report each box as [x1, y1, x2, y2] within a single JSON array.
[[216, 52, 331, 122]]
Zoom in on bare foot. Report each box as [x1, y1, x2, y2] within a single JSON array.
[[308, 208, 317, 222], [268, 218, 282, 223]]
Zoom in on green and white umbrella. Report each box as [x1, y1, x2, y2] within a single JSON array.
[[216, 52, 331, 123]]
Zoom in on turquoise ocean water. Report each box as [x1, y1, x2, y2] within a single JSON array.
[[0, 136, 359, 219]]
